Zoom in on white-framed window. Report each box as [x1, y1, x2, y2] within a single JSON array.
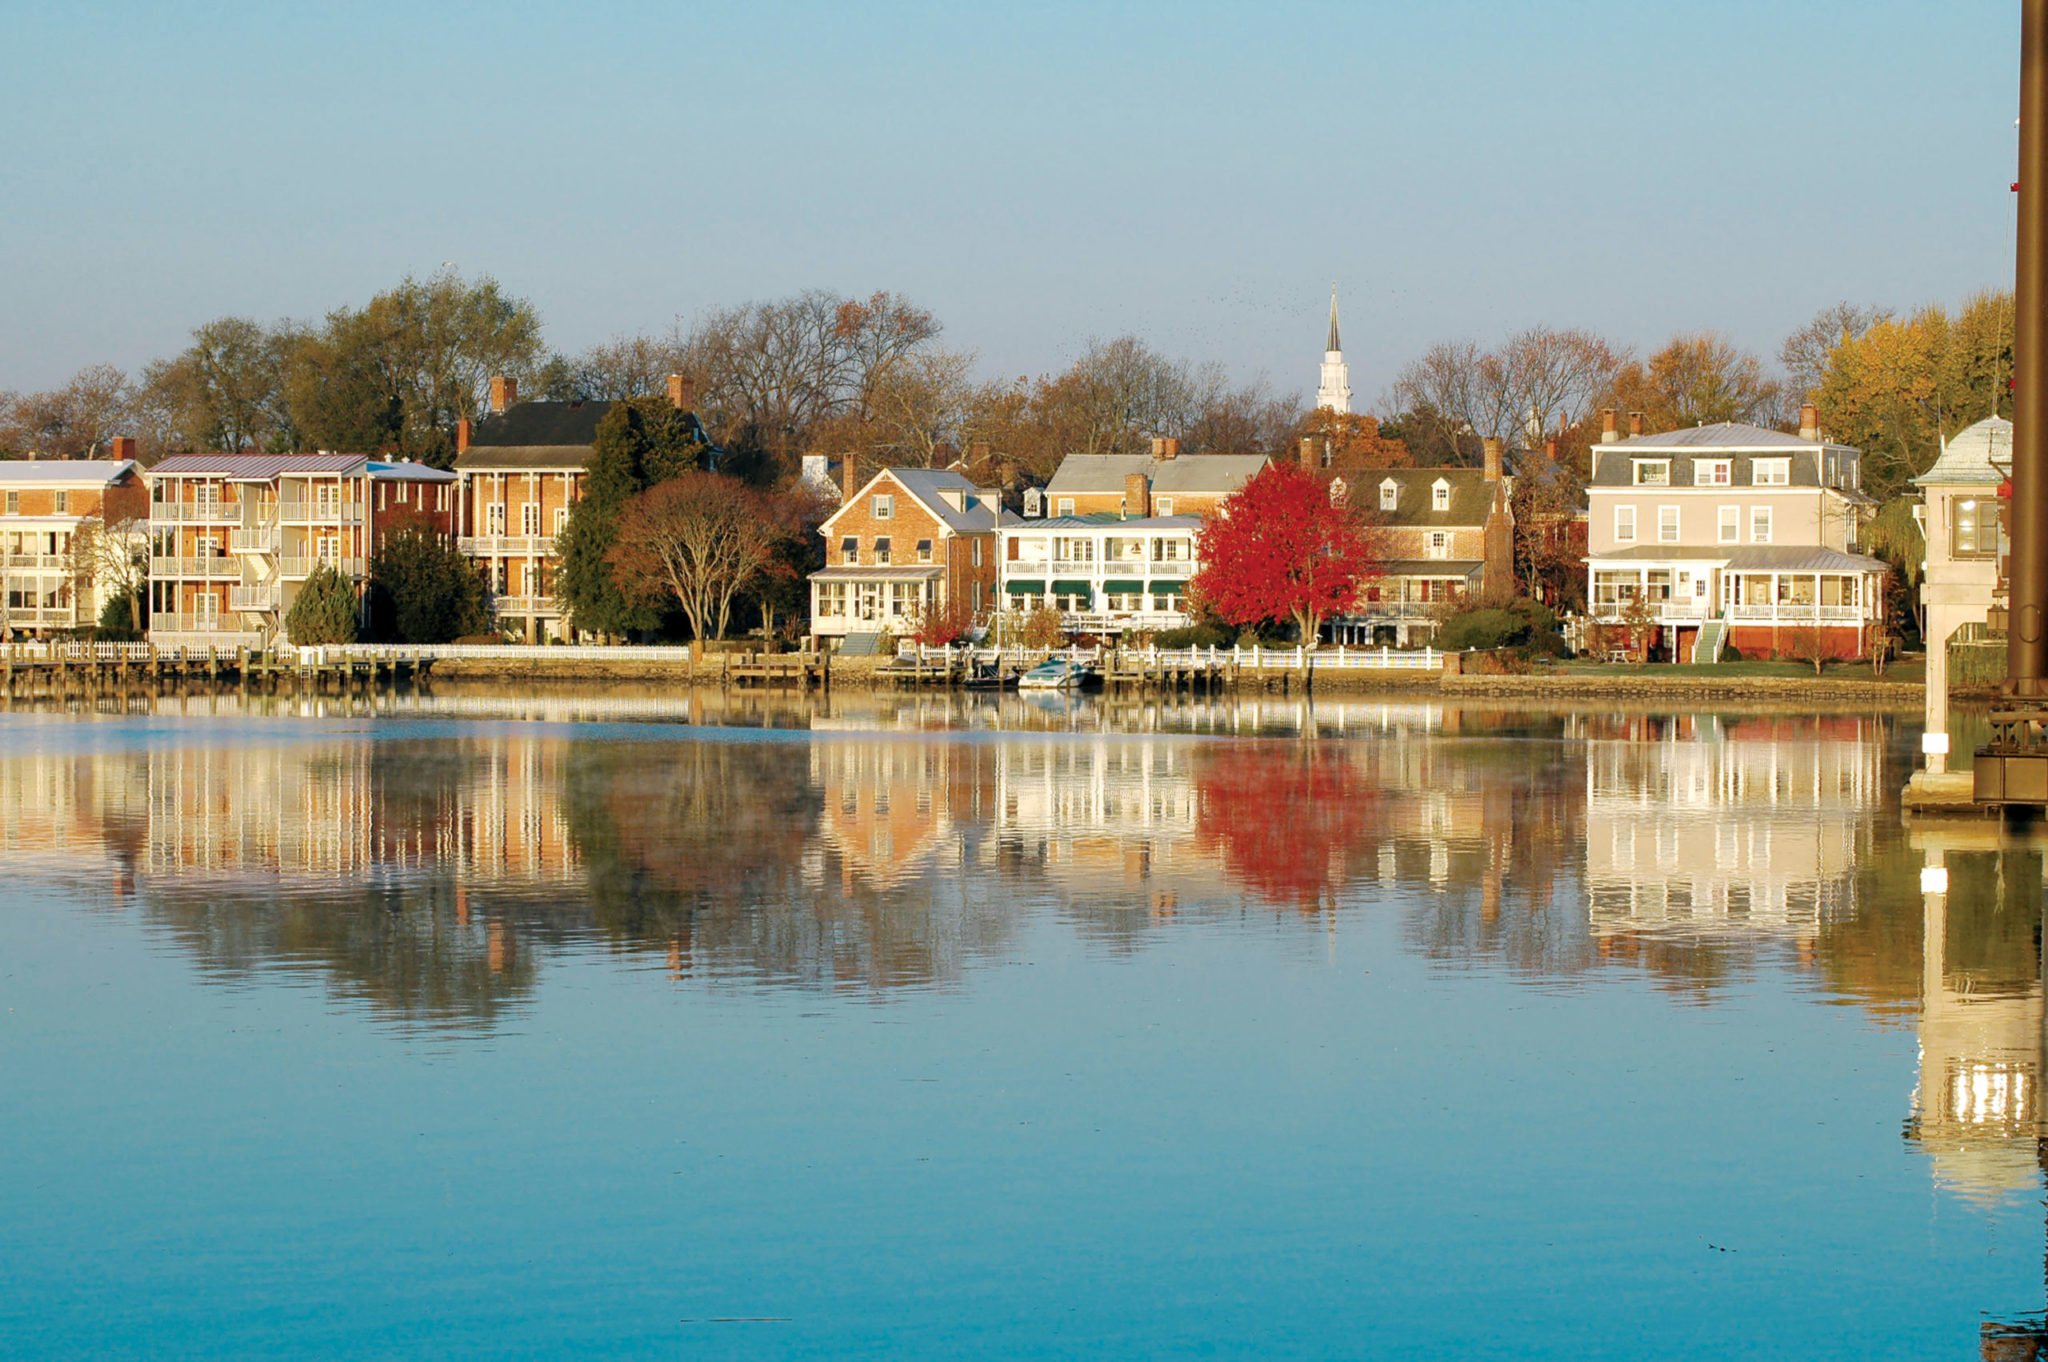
[[3, 492, 15, 515], [195, 483, 219, 516], [1379, 479, 1398, 511], [1427, 531, 1450, 560], [1750, 507, 1772, 544], [1615, 505, 1637, 544], [194, 592, 218, 628], [317, 537, 340, 565], [971, 539, 983, 566], [315, 483, 338, 517], [1155, 497, 1174, 516], [485, 502, 506, 535], [1431, 479, 1450, 511], [1694, 460, 1731, 487], [875, 537, 892, 565], [1056, 497, 1074, 517], [1752, 458, 1790, 487], [553, 507, 569, 536], [1633, 460, 1670, 486], [1657, 506, 1680, 544], [1717, 505, 1739, 544], [841, 535, 858, 564], [916, 538, 933, 564], [54, 491, 67, 514], [872, 493, 893, 520], [436, 486, 448, 512], [521, 502, 540, 536]]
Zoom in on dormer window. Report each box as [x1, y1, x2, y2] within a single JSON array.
[[1154, 496, 1173, 516], [1633, 460, 1670, 486], [1431, 479, 1450, 511], [1693, 459, 1731, 486], [1752, 458, 1790, 487], [1379, 479, 1398, 511]]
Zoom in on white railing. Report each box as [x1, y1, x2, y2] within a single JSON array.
[[276, 556, 366, 579], [144, 615, 267, 643], [149, 504, 239, 524], [1146, 560, 1195, 578], [896, 643, 1104, 665], [1057, 610, 1192, 632], [328, 643, 700, 662], [150, 556, 243, 579], [0, 554, 70, 571], [229, 528, 279, 555], [491, 595, 559, 614], [277, 501, 364, 524], [1726, 603, 1863, 623], [890, 641, 1446, 672], [228, 586, 277, 612], [459, 535, 555, 556], [0, 606, 78, 625]]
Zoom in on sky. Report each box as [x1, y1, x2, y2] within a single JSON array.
[[0, 0, 2021, 410]]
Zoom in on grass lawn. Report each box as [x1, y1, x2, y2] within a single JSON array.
[[1547, 656, 1924, 682]]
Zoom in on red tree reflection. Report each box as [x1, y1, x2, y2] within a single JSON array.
[[1193, 743, 1378, 911]]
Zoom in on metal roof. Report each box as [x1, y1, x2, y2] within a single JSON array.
[[1914, 416, 2009, 486], [0, 459, 137, 485], [1004, 514, 1201, 531], [847, 468, 999, 534], [367, 460, 458, 483], [148, 453, 366, 477], [1045, 453, 1267, 496], [1378, 559, 1484, 575], [1722, 545, 1886, 573], [809, 565, 947, 582], [1602, 422, 1855, 453]]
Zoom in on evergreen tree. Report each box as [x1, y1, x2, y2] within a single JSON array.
[[285, 565, 362, 645], [556, 402, 658, 638], [366, 523, 492, 643]]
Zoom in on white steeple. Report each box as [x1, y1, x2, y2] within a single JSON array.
[[1316, 284, 1352, 414]]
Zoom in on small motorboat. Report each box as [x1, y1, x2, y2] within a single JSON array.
[[1017, 658, 1096, 690], [962, 660, 1017, 691]]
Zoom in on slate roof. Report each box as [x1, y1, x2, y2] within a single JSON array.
[[0, 459, 137, 485], [1045, 453, 1267, 497], [1589, 444, 1845, 489], [149, 452, 366, 478], [1367, 467, 1502, 527], [454, 399, 720, 472], [882, 468, 1000, 533], [1915, 416, 2010, 486]]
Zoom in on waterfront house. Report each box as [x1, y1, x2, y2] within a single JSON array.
[[1040, 440, 1265, 519], [1326, 438, 1515, 647], [808, 466, 999, 647], [996, 511, 1200, 633], [144, 453, 456, 649], [0, 442, 148, 637], [1583, 407, 1885, 661], [454, 373, 714, 643], [1914, 415, 2009, 773]]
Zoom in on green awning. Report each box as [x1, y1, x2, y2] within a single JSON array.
[[1005, 579, 1044, 595], [1152, 583, 1186, 598], [1051, 580, 1093, 596], [1103, 579, 1145, 594]]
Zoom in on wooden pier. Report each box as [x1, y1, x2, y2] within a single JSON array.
[[1103, 649, 1235, 691], [1, 642, 432, 699], [723, 651, 827, 690]]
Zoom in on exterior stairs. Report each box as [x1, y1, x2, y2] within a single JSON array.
[[1691, 619, 1728, 664], [838, 631, 886, 657]]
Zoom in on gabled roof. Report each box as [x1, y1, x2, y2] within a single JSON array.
[[1603, 422, 1853, 452], [1045, 453, 1267, 496], [0, 459, 137, 486], [456, 398, 721, 472], [1004, 514, 1202, 532], [148, 452, 366, 478], [1915, 416, 2010, 487], [367, 460, 458, 484], [825, 467, 999, 535], [1370, 466, 1502, 527]]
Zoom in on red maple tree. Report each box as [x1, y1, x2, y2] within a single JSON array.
[[1190, 463, 1380, 642]]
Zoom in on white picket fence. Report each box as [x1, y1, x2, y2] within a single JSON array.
[[5, 641, 242, 665], [327, 643, 700, 663], [895, 642, 1444, 671]]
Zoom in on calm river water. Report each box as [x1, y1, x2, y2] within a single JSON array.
[[0, 688, 2039, 1358]]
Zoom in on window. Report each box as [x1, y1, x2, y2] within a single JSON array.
[[1952, 497, 2000, 558], [54, 491, 67, 514], [817, 581, 848, 616], [521, 503, 540, 536], [841, 536, 858, 564], [1633, 460, 1670, 486], [875, 537, 892, 565], [1379, 480, 1398, 511], [1752, 458, 1790, 487], [1328, 479, 1348, 507], [194, 592, 218, 628], [1694, 460, 1730, 487], [1657, 506, 1680, 544], [971, 539, 983, 566], [1431, 479, 1450, 511], [1056, 497, 1074, 517], [872, 493, 893, 520], [1427, 531, 1450, 560], [1750, 507, 1772, 544], [436, 486, 448, 512], [1718, 505, 1739, 545], [315, 483, 338, 517], [3, 492, 14, 515], [1615, 505, 1637, 544], [553, 507, 569, 537], [1155, 497, 1174, 516], [485, 503, 506, 535], [916, 538, 933, 563]]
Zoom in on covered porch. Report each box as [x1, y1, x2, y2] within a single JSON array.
[[810, 565, 945, 638]]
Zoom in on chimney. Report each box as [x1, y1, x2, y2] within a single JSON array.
[[1150, 436, 1167, 459], [1482, 436, 1503, 482], [489, 375, 517, 414], [109, 436, 137, 463], [1799, 403, 1819, 441], [1124, 472, 1150, 519], [840, 454, 859, 503], [1600, 408, 1619, 443], [996, 459, 1015, 491], [1299, 435, 1318, 470], [455, 418, 472, 454], [1542, 436, 1558, 462], [1160, 437, 1180, 460], [1627, 411, 1645, 438], [667, 372, 696, 411]]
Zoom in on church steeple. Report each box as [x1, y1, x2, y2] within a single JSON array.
[[1316, 283, 1352, 414]]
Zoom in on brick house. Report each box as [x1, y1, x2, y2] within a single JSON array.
[[0, 442, 149, 636], [1328, 438, 1515, 647], [145, 453, 456, 648], [1584, 408, 1884, 662], [1040, 438, 1266, 519], [454, 373, 714, 643], [809, 464, 999, 646]]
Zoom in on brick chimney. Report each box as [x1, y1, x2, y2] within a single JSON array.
[[1798, 403, 1819, 441], [1160, 437, 1180, 460], [840, 454, 859, 503], [489, 375, 518, 414], [968, 440, 991, 469], [1150, 436, 1167, 459], [1543, 436, 1558, 462], [667, 372, 696, 411], [1299, 435, 1318, 469], [1482, 436, 1503, 482], [1600, 408, 1619, 443], [1627, 411, 1645, 438], [455, 418, 472, 454], [109, 436, 137, 463], [1123, 472, 1150, 518]]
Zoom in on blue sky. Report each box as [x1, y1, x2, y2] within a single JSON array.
[[0, 0, 2018, 408]]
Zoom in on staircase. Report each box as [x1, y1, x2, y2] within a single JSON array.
[[1691, 619, 1728, 664], [837, 631, 886, 657]]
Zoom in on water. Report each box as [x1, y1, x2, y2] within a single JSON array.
[[0, 690, 2039, 1358]]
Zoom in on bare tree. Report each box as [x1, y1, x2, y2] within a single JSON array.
[[607, 472, 792, 643], [69, 514, 149, 633], [1781, 302, 1889, 405]]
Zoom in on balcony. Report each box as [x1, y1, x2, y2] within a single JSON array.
[[228, 585, 278, 612], [150, 503, 238, 524], [1726, 603, 1863, 624], [1049, 609, 1191, 633], [229, 528, 279, 555], [460, 535, 556, 557], [278, 501, 365, 525], [150, 555, 243, 579], [277, 556, 366, 580], [1, 605, 79, 625], [0, 553, 70, 571], [491, 595, 560, 615], [146, 613, 266, 644]]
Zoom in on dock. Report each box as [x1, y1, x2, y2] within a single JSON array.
[[723, 651, 827, 690], [1, 642, 432, 699]]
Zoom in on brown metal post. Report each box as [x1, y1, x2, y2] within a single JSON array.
[[2012, 0, 2048, 695]]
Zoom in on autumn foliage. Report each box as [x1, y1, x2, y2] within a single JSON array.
[[1189, 463, 1379, 642], [1193, 745, 1378, 910]]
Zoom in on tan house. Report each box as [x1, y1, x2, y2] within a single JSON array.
[[1330, 439, 1515, 647], [1584, 409, 1885, 661], [809, 465, 999, 647], [1913, 416, 2009, 775], [0, 443, 149, 636], [1040, 439, 1266, 519]]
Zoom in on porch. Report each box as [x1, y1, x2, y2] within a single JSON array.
[[810, 565, 947, 637]]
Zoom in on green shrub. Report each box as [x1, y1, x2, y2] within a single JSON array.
[[1437, 597, 1564, 656], [1153, 621, 1233, 648], [285, 566, 361, 645]]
